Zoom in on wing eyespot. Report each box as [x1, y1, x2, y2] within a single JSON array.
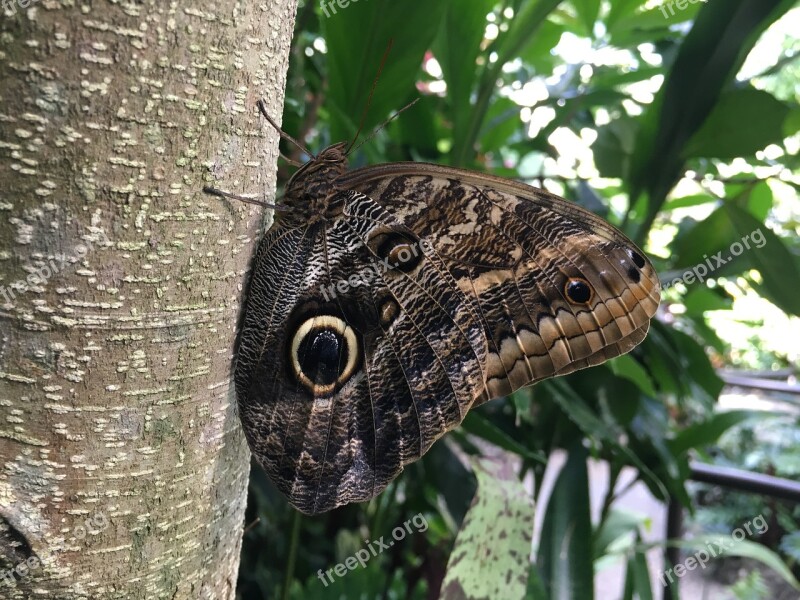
[[565, 277, 593, 304], [628, 249, 646, 269], [372, 231, 423, 273], [289, 315, 359, 395], [378, 297, 401, 327]]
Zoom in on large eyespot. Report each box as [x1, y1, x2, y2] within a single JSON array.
[[372, 231, 423, 273], [289, 315, 359, 395], [565, 277, 593, 304]]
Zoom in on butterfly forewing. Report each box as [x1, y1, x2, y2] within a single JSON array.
[[343, 163, 660, 402]]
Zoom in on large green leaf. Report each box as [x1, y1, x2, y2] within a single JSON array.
[[435, 0, 496, 160], [667, 410, 760, 457], [323, 0, 451, 142], [723, 203, 800, 316], [669, 206, 737, 270], [683, 286, 733, 315], [440, 456, 534, 600], [536, 443, 593, 600], [451, 0, 564, 166], [622, 534, 654, 600], [609, 354, 657, 397], [683, 89, 790, 158], [461, 411, 546, 464], [572, 0, 601, 36]]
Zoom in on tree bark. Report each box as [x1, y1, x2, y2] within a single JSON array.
[[0, 1, 296, 598]]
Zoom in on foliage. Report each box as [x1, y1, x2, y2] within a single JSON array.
[[688, 414, 800, 584], [238, 0, 800, 598]]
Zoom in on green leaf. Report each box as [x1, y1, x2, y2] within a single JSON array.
[[520, 19, 564, 73], [669, 206, 734, 270], [683, 286, 733, 315], [605, 0, 645, 34], [480, 97, 522, 153], [324, 0, 451, 141], [547, 378, 668, 500], [609, 354, 657, 397], [461, 411, 546, 464], [723, 203, 800, 316], [526, 563, 550, 600], [440, 456, 534, 600], [683, 89, 790, 158], [663, 193, 718, 211], [671, 328, 724, 405], [743, 181, 774, 222], [639, 321, 685, 396], [572, 0, 601, 36], [594, 509, 646, 560], [629, 0, 796, 241], [593, 116, 638, 179], [783, 106, 800, 137], [536, 443, 593, 600], [667, 410, 760, 457], [626, 536, 654, 600]]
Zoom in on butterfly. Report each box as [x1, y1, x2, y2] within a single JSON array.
[[209, 100, 660, 515]]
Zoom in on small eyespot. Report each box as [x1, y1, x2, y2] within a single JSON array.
[[374, 232, 423, 273], [628, 249, 646, 269], [289, 315, 359, 395], [627, 266, 641, 283], [379, 297, 400, 327], [565, 278, 593, 304]]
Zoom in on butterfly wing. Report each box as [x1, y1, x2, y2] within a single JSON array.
[[235, 194, 488, 514], [236, 163, 660, 514], [341, 162, 661, 402]]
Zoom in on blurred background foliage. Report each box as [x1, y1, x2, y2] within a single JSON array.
[[236, 1, 800, 598]]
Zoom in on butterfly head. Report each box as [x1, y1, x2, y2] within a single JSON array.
[[284, 142, 349, 217]]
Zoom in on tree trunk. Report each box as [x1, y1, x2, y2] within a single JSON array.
[[0, 1, 297, 598]]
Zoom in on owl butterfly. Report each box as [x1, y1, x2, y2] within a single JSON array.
[[216, 100, 660, 515]]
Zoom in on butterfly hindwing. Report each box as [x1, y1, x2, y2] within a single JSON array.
[[236, 190, 487, 513]]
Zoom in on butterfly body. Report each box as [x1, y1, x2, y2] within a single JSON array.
[[234, 145, 660, 514]]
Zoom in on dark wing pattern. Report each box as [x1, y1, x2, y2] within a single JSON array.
[[235, 162, 660, 514]]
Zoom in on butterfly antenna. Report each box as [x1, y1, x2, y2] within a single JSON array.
[[202, 185, 290, 212], [279, 151, 303, 167], [256, 99, 313, 158], [348, 97, 420, 156], [345, 38, 394, 155]]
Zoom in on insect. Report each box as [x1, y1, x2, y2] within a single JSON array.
[[206, 100, 660, 515]]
